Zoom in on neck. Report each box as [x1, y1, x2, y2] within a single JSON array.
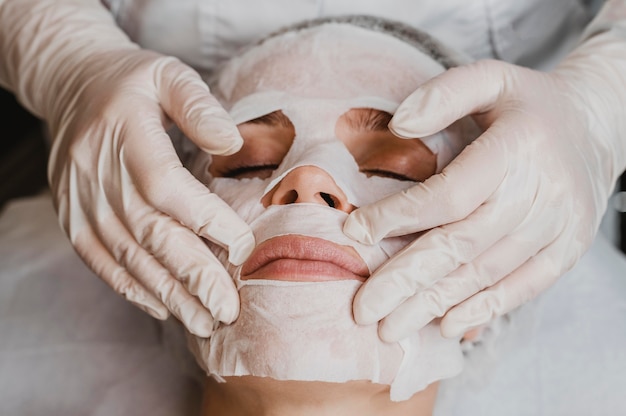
[[201, 376, 438, 416]]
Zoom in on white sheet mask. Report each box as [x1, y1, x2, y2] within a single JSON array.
[[212, 23, 476, 170], [187, 22, 474, 401]]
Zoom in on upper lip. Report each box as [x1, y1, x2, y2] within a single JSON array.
[[241, 235, 370, 279]]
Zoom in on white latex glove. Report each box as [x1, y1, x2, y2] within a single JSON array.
[[345, 0, 626, 341], [0, 0, 255, 337]]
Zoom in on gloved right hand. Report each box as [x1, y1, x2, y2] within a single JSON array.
[[0, 0, 255, 337], [344, 0, 626, 342]]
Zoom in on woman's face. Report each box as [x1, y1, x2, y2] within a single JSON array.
[[193, 24, 459, 278], [187, 23, 468, 402], [207, 107, 436, 283]]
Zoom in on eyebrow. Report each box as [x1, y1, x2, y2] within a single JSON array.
[[343, 108, 393, 132], [244, 110, 294, 128], [243, 108, 393, 132]]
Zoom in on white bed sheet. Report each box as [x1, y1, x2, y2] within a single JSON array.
[[436, 225, 626, 415], [1, 193, 625, 415], [0, 193, 201, 416]]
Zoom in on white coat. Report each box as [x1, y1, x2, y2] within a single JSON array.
[[102, 0, 598, 74]]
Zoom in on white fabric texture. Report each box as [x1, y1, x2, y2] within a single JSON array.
[[191, 279, 463, 401], [102, 0, 595, 73]]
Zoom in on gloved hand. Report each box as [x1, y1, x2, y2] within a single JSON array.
[[344, 1, 626, 341], [0, 0, 255, 337]]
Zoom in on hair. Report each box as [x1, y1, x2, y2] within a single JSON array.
[[258, 15, 469, 69]]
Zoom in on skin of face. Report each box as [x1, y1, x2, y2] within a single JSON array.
[[191, 23, 469, 415]]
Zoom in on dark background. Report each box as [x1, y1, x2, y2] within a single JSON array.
[[0, 87, 47, 208]]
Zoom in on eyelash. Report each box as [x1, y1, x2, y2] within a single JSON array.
[[361, 169, 417, 182], [222, 166, 416, 182], [222, 164, 280, 178]]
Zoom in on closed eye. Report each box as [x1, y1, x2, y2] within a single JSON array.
[[361, 169, 418, 182], [337, 108, 437, 183], [209, 110, 295, 180], [222, 164, 280, 179]]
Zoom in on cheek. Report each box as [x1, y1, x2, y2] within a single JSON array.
[[202, 177, 269, 272], [209, 177, 268, 224]]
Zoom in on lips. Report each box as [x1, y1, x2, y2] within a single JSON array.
[[241, 235, 370, 282]]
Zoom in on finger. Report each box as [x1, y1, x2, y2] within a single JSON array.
[[58, 170, 168, 318], [343, 129, 508, 244], [388, 59, 509, 138], [71, 224, 169, 320], [377, 227, 556, 342], [122, 110, 255, 265], [155, 57, 243, 156], [90, 210, 216, 337], [440, 230, 576, 338], [353, 187, 529, 326], [121, 189, 240, 324]]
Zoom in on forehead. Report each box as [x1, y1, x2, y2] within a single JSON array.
[[214, 24, 446, 107]]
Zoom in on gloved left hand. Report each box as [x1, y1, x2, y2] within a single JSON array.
[[0, 0, 255, 337], [344, 1, 626, 342]]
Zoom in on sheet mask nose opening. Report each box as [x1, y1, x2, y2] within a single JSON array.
[[262, 164, 355, 212]]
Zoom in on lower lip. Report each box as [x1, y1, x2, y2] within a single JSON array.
[[242, 259, 366, 282]]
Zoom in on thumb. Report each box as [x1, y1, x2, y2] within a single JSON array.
[[156, 57, 243, 156], [389, 59, 507, 138]]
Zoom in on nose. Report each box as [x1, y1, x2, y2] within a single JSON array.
[[262, 166, 354, 213]]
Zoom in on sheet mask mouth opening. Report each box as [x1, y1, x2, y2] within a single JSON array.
[[239, 234, 371, 282]]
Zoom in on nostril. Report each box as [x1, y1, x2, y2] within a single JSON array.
[[263, 166, 354, 211], [279, 190, 298, 205], [320, 192, 337, 208]]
